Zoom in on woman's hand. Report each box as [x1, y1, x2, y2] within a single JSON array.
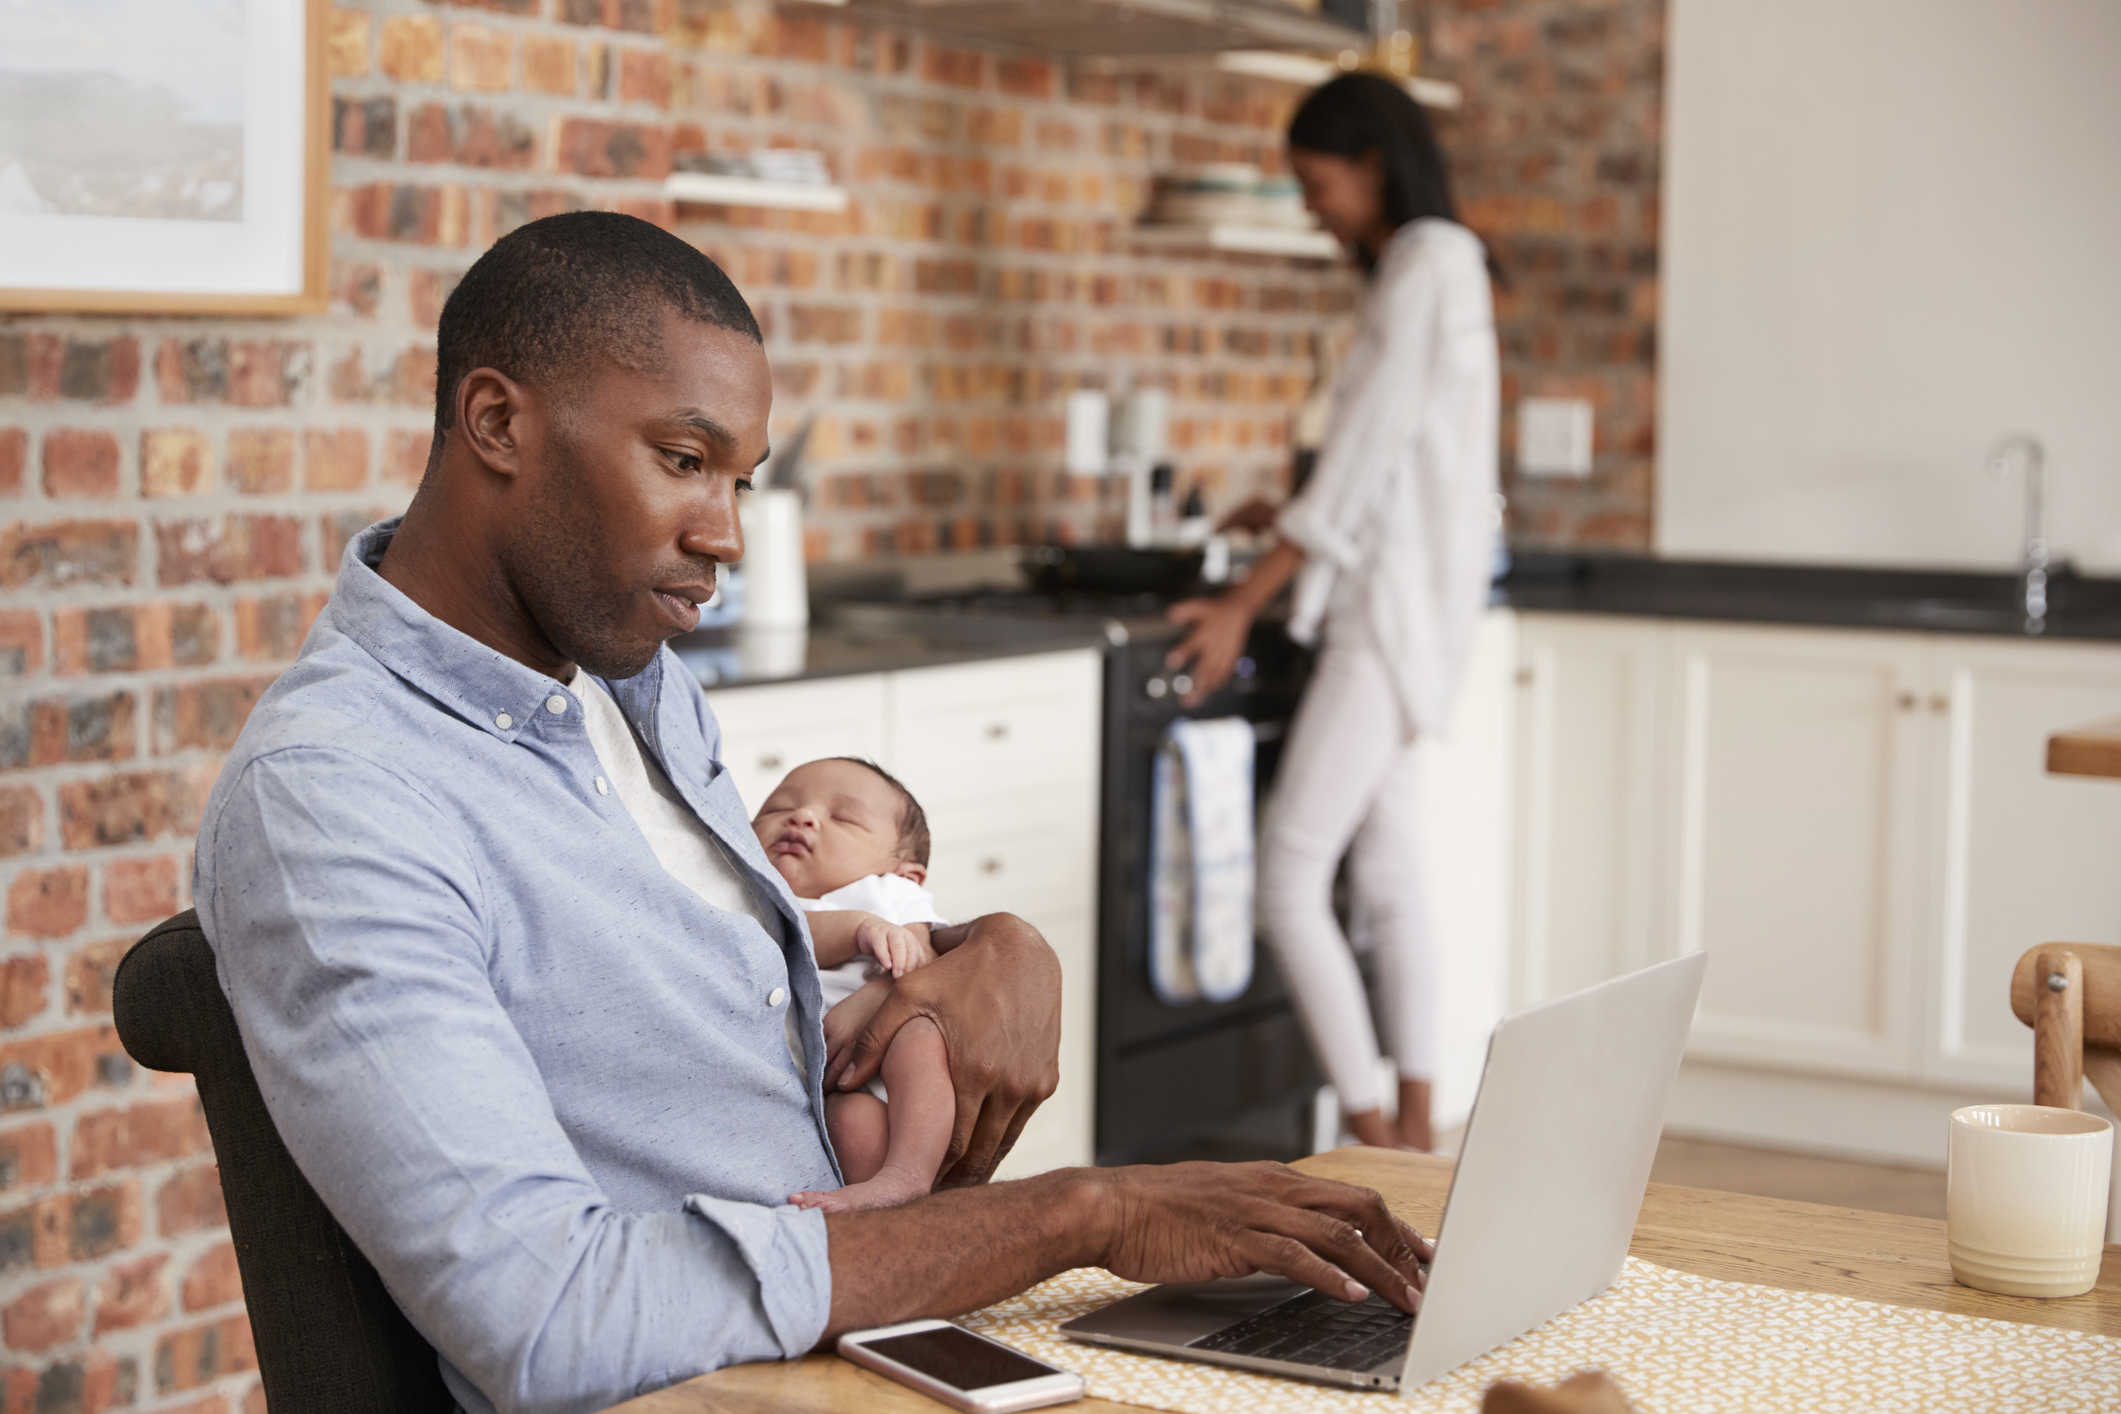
[[1217, 496, 1282, 535], [1164, 595, 1255, 706]]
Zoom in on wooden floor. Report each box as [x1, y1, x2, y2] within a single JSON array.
[[1648, 1134, 1947, 1219]]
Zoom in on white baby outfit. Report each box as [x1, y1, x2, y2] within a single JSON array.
[[795, 872, 950, 1009]]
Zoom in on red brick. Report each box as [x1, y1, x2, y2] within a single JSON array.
[[225, 428, 295, 495], [522, 33, 577, 94], [181, 1243, 242, 1312], [341, 181, 471, 246], [304, 428, 369, 490], [244, 1380, 267, 1414], [327, 6, 371, 76], [555, 118, 672, 179], [332, 260, 383, 317], [5, 868, 86, 940], [227, 342, 306, 408], [40, 430, 120, 499], [94, 1252, 169, 1335], [0, 428, 23, 495], [0, 334, 20, 395], [618, 47, 671, 107], [58, 770, 197, 851], [0, 954, 48, 1027], [2, 1277, 84, 1352], [71, 1096, 212, 1179], [380, 15, 443, 81], [232, 593, 327, 663], [448, 22, 513, 91], [334, 95, 397, 158], [0, 611, 39, 676], [0, 1025, 125, 1107], [0, 1349, 130, 1414], [384, 429, 434, 487], [63, 939, 129, 1016], [154, 1313, 257, 1394], [154, 515, 305, 587], [152, 678, 270, 755], [408, 103, 537, 169], [996, 58, 1053, 99], [104, 857, 179, 925], [141, 428, 212, 498], [29, 336, 140, 404], [156, 1165, 227, 1237], [52, 604, 190, 676], [322, 509, 393, 569], [0, 1122, 57, 1192], [0, 788, 39, 860], [0, 520, 138, 590], [25, 690, 138, 768]]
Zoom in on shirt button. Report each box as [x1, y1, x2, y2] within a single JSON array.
[[546, 695, 567, 715], [594, 776, 609, 796], [767, 987, 787, 1007], [494, 711, 513, 730]]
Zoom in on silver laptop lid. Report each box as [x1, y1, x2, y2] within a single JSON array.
[[1396, 952, 1706, 1392]]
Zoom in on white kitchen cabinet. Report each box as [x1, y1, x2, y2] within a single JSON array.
[[1517, 610, 2121, 1162], [704, 647, 1104, 1177]]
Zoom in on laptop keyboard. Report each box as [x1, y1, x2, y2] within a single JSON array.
[[1188, 1290, 1414, 1372]]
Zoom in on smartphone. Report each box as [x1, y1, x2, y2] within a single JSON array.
[[837, 1319, 1086, 1412]]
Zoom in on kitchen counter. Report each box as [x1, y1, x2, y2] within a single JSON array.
[[668, 604, 1115, 690], [1500, 552, 2121, 641]]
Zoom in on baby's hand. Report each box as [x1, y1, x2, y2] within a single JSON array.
[[854, 917, 935, 977]]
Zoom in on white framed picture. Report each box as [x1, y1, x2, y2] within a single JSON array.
[[0, 0, 327, 314]]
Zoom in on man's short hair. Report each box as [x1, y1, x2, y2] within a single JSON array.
[[432, 211, 762, 434], [833, 757, 932, 868]]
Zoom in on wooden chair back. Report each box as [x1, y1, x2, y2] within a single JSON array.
[[2010, 943, 2121, 1114]]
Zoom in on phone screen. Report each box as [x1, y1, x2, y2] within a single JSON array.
[[861, 1326, 1058, 1390]]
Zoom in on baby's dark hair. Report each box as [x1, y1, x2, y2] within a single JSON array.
[[833, 757, 930, 867]]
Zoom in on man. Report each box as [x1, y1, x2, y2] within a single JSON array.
[[197, 212, 1429, 1414]]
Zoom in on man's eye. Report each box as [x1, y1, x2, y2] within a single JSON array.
[[666, 449, 703, 474], [736, 477, 755, 494]]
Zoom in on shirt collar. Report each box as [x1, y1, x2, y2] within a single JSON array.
[[331, 517, 587, 743]]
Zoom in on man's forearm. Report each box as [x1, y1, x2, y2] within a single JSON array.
[[822, 1168, 1103, 1337]]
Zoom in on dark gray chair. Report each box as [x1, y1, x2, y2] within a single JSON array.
[[114, 910, 454, 1413]]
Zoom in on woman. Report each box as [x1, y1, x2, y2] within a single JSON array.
[[1165, 73, 1499, 1151]]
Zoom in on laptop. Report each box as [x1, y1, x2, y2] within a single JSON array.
[[1060, 952, 1707, 1394]]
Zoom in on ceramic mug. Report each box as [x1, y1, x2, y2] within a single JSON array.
[[1947, 1103, 2112, 1298]]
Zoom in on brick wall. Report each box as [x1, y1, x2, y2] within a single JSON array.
[[0, 1, 1661, 1407]]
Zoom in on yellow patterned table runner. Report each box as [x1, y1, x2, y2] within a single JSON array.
[[957, 1257, 2121, 1413]]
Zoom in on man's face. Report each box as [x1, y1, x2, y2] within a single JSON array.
[[752, 759, 922, 899], [503, 306, 771, 680]]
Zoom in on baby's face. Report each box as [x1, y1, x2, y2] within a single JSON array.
[[752, 759, 916, 899]]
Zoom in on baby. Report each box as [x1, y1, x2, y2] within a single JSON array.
[[753, 757, 956, 1212]]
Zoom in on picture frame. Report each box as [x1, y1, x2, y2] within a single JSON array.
[[0, 0, 328, 315]]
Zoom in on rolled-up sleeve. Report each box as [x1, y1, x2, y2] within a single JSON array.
[[198, 746, 831, 1414]]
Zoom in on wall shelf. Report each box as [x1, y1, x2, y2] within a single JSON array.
[[664, 173, 851, 213], [1214, 50, 1462, 109], [819, 0, 1362, 56], [1133, 223, 1342, 259]]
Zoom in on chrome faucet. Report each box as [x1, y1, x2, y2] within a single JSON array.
[[1986, 434, 2048, 635]]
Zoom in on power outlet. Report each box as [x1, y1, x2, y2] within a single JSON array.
[[1517, 397, 1595, 478]]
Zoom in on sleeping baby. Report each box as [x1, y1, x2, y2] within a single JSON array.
[[752, 757, 955, 1212]]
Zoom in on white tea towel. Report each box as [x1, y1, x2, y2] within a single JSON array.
[[1150, 717, 1257, 1004]]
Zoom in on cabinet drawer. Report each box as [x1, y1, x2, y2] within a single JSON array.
[[926, 788, 1096, 926], [887, 651, 1101, 808], [703, 675, 886, 814]]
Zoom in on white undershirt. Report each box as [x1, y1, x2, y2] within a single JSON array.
[[569, 671, 806, 1069]]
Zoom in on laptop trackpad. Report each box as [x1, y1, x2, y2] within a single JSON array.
[[1061, 1273, 1306, 1347]]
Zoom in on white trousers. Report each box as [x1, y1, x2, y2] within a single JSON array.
[[1258, 642, 1436, 1114]]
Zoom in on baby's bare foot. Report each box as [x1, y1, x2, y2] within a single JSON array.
[[789, 1165, 933, 1214]]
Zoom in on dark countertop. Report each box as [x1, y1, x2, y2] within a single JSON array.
[[669, 605, 1116, 691], [1499, 553, 2121, 643]]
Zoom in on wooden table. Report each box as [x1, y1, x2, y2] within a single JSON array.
[[2049, 716, 2121, 779], [604, 1147, 2121, 1412]]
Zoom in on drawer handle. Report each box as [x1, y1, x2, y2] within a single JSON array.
[[979, 856, 1004, 875], [759, 752, 783, 770], [985, 721, 1009, 741]]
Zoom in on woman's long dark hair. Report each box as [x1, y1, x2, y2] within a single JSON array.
[[1288, 72, 1496, 280]]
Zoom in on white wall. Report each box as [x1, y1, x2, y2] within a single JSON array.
[[1656, 0, 2121, 572]]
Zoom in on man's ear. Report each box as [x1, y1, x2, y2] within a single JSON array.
[[890, 857, 928, 887], [454, 367, 533, 479]]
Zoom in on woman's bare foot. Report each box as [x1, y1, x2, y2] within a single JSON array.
[[790, 1163, 933, 1212], [1345, 1108, 1416, 1150]]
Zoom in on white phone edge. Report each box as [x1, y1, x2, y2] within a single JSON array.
[[837, 1318, 1086, 1413]]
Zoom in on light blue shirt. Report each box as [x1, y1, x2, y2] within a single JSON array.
[[194, 520, 839, 1414]]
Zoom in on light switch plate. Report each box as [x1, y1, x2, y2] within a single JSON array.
[[1517, 397, 1595, 477]]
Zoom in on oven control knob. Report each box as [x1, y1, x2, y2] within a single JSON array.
[[1144, 676, 1168, 700], [1172, 674, 1193, 696]]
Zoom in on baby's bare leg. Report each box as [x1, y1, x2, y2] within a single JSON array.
[[787, 1018, 952, 1214]]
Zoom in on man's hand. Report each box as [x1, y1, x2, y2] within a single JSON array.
[[834, 913, 1060, 1187], [1091, 1162, 1432, 1313], [855, 918, 934, 977]]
